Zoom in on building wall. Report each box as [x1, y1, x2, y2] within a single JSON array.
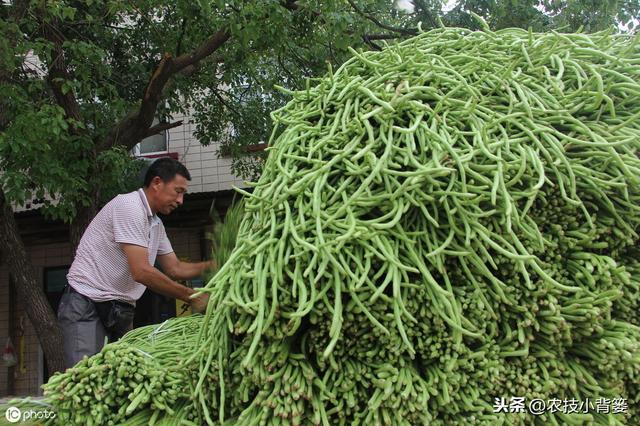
[[167, 114, 246, 193], [165, 227, 204, 263], [0, 242, 72, 397], [0, 259, 9, 395]]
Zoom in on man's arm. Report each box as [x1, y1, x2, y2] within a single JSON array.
[[121, 244, 208, 312], [157, 252, 215, 281]]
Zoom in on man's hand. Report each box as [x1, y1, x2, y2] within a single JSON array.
[[204, 259, 216, 273], [190, 292, 210, 314]]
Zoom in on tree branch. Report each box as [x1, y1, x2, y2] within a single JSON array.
[[412, 0, 439, 29], [143, 120, 183, 138], [363, 33, 402, 40], [101, 0, 331, 153], [213, 90, 243, 118], [362, 35, 383, 51], [276, 54, 297, 85], [280, 0, 300, 11], [346, 0, 417, 36], [279, 0, 321, 16], [62, 21, 133, 31], [172, 28, 231, 71], [40, 18, 82, 128], [175, 17, 187, 57], [102, 28, 231, 152]]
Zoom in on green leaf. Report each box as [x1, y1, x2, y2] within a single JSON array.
[[61, 81, 72, 95], [62, 6, 77, 20]]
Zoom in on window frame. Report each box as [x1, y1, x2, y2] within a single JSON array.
[[133, 128, 169, 156]]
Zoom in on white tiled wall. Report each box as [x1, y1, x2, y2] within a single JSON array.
[[166, 114, 247, 193]]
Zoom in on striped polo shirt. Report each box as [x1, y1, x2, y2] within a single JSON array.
[[67, 189, 173, 304]]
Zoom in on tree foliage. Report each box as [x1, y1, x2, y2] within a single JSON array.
[[441, 0, 640, 32]]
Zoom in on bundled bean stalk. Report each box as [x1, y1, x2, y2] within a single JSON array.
[[206, 199, 245, 279], [5, 26, 640, 425]]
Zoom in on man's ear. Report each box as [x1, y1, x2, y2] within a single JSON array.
[[150, 176, 163, 189]]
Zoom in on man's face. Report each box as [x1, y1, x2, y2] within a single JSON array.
[[151, 174, 188, 215]]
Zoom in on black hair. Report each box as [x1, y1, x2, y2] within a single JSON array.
[[143, 157, 191, 187]]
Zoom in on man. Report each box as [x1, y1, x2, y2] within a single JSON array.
[[58, 157, 212, 368]]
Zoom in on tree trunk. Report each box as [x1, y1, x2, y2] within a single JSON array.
[[0, 189, 65, 375]]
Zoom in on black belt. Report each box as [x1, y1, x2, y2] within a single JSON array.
[[64, 285, 134, 307]]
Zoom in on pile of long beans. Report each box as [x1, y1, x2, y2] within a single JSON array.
[[194, 25, 640, 425], [7, 26, 640, 425]]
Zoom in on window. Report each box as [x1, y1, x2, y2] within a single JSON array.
[[43, 266, 70, 314], [132, 119, 168, 156]]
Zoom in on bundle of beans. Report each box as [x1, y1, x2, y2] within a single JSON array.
[[38, 317, 202, 426], [206, 199, 246, 279], [7, 26, 640, 425]]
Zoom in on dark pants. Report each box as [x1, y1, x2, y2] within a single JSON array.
[[57, 286, 134, 369]]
